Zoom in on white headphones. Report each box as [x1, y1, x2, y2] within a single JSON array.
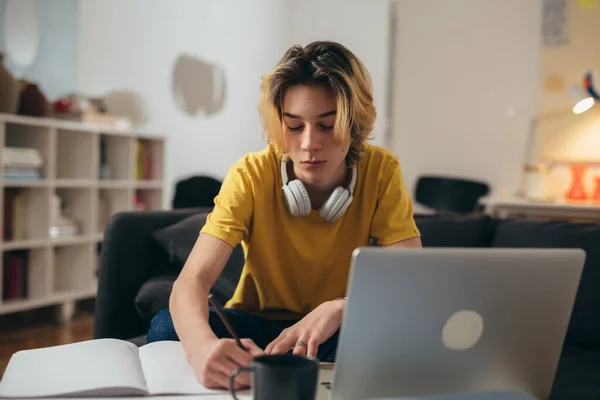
[[281, 155, 357, 223]]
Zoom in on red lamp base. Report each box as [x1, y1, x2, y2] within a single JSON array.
[[565, 165, 588, 202]]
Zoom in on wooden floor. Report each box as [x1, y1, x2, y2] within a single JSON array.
[[0, 300, 95, 379]]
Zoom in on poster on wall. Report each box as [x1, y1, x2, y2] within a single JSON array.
[[542, 0, 570, 46], [577, 0, 598, 8]]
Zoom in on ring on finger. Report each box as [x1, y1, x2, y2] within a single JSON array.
[[295, 340, 308, 348]]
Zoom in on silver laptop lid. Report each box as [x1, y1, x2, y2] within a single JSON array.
[[331, 247, 585, 400]]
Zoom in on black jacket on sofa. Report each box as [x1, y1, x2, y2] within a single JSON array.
[[94, 209, 600, 399]]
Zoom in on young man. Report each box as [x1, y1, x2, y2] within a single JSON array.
[[147, 40, 422, 390]]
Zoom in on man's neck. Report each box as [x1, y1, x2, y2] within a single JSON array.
[[296, 163, 350, 210]]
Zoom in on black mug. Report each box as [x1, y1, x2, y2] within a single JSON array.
[[229, 354, 319, 400]]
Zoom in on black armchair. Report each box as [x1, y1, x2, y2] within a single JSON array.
[[415, 175, 490, 214], [94, 208, 206, 341]]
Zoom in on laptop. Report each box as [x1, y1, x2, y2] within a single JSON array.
[[330, 247, 585, 400]]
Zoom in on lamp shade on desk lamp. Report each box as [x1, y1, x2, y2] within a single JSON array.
[[518, 79, 597, 201], [570, 86, 595, 114], [563, 76, 598, 202], [584, 71, 600, 100]]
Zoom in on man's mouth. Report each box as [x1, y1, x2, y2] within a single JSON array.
[[302, 160, 325, 166]]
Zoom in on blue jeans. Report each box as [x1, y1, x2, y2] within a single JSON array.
[[146, 308, 340, 362]]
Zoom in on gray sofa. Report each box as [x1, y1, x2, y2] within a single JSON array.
[[94, 209, 600, 399]]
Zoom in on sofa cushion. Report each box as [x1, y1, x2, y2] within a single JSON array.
[[491, 219, 600, 350], [135, 275, 177, 323], [151, 211, 245, 305], [550, 347, 600, 399], [151, 212, 209, 272], [414, 214, 495, 247]]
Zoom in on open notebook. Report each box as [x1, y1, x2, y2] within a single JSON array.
[[0, 339, 226, 398]]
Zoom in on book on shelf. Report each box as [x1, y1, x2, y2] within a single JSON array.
[[3, 167, 43, 181], [95, 243, 102, 278], [98, 136, 111, 180], [135, 140, 154, 180], [0, 339, 224, 398], [2, 147, 43, 181], [2, 147, 43, 168], [2, 250, 28, 301], [134, 193, 148, 211], [3, 190, 27, 241]]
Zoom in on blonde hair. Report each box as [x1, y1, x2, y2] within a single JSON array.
[[258, 41, 376, 166]]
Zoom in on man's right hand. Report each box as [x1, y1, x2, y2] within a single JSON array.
[[190, 337, 265, 390]]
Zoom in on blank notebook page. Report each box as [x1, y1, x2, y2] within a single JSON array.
[[0, 338, 147, 398], [138, 341, 223, 395]]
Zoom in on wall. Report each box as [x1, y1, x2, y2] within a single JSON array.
[[390, 0, 543, 209], [536, 0, 600, 199], [0, 0, 79, 100], [79, 0, 551, 210], [77, 0, 290, 207], [78, 0, 398, 208], [286, 0, 393, 149]]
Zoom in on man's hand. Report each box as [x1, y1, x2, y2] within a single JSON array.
[[265, 299, 345, 358], [190, 337, 264, 390]]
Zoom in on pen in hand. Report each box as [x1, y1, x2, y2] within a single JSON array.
[[208, 294, 248, 351]]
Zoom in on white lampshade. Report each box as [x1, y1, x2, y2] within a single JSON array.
[[573, 97, 595, 114], [569, 86, 595, 114]]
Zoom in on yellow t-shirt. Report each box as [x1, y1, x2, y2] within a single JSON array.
[[200, 143, 420, 320]]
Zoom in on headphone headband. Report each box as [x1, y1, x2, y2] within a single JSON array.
[[281, 155, 291, 184], [281, 155, 357, 192], [281, 155, 357, 222], [348, 165, 357, 194]]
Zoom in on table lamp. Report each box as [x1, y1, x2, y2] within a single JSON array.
[[563, 71, 599, 202], [584, 71, 600, 101], [517, 72, 597, 201]]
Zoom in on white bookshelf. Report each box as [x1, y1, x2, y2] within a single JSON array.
[[0, 113, 166, 322]]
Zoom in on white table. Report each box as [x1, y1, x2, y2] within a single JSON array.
[[482, 197, 600, 222], [201, 368, 333, 400], [64, 369, 334, 400]]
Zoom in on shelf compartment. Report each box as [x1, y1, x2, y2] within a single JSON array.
[[97, 189, 131, 233], [50, 234, 96, 246], [0, 288, 95, 315], [0, 115, 165, 318], [133, 180, 162, 190], [3, 180, 50, 188], [2, 238, 49, 251], [53, 188, 93, 237], [56, 129, 95, 180], [3, 187, 50, 242], [98, 180, 130, 189], [53, 244, 93, 294], [55, 179, 95, 188], [4, 123, 50, 181], [2, 248, 50, 304], [99, 134, 132, 181], [134, 138, 164, 181], [134, 189, 162, 211]]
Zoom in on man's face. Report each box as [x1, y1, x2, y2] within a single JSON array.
[[281, 84, 350, 188]]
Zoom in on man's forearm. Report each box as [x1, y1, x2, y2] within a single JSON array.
[[169, 278, 218, 359]]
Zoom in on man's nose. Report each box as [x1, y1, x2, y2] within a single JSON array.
[[300, 126, 322, 151]]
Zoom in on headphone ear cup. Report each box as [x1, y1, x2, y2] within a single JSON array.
[[282, 184, 301, 217], [320, 187, 350, 222], [329, 193, 353, 222], [288, 179, 311, 216]]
